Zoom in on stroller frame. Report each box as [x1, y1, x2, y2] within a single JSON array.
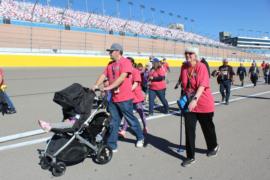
[[38, 91, 112, 177]]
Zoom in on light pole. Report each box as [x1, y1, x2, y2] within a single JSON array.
[[168, 12, 173, 28], [190, 19, 195, 33], [139, 4, 145, 22], [160, 10, 165, 27], [184, 17, 188, 31], [101, 0, 105, 16], [46, 0, 51, 6], [128, 1, 133, 20], [67, 0, 73, 10], [150, 7, 156, 24], [30, 0, 39, 52], [116, 0, 121, 18]]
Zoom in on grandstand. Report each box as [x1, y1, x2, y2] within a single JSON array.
[[0, 0, 268, 63], [221, 36, 270, 49]]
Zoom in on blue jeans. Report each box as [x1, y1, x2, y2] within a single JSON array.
[[219, 80, 231, 102], [107, 99, 144, 150], [2, 92, 15, 110], [149, 89, 169, 114]]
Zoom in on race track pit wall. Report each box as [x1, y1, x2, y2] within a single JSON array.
[[0, 53, 254, 67]]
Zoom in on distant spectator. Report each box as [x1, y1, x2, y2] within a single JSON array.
[[263, 63, 270, 84], [249, 62, 260, 87], [217, 59, 235, 105], [236, 63, 247, 86]]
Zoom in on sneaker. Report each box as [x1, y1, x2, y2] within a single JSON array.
[[118, 130, 126, 138], [148, 113, 154, 117], [207, 145, 220, 157], [112, 149, 118, 153], [225, 101, 229, 105], [136, 139, 144, 148], [181, 158, 196, 167], [6, 109, 16, 114], [221, 96, 225, 102]]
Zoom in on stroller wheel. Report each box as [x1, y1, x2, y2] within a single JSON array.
[[52, 162, 66, 177], [93, 145, 113, 165], [39, 157, 50, 170]]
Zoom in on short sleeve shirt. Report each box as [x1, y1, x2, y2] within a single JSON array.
[[149, 67, 166, 91], [132, 68, 144, 103], [103, 57, 133, 102], [180, 61, 214, 113]]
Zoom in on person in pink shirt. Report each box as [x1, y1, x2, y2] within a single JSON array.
[[92, 43, 144, 152], [179, 47, 219, 167], [118, 57, 148, 138], [148, 58, 169, 116]]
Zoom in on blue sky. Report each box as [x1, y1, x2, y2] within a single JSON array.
[[29, 0, 270, 40]]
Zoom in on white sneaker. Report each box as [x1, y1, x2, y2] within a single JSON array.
[[112, 149, 118, 153], [136, 139, 144, 148]]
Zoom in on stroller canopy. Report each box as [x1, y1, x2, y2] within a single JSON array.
[[53, 83, 95, 120]]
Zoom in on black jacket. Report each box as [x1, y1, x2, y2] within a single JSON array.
[[218, 65, 235, 81], [237, 67, 247, 77]]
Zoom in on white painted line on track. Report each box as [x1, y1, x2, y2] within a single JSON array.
[[1, 89, 270, 152], [215, 90, 270, 105], [0, 137, 50, 151], [0, 129, 45, 143], [0, 82, 264, 144]]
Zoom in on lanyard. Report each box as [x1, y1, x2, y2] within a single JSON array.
[[186, 66, 195, 89]]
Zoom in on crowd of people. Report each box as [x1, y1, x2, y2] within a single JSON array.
[[2, 41, 269, 168], [0, 0, 228, 47], [89, 43, 220, 167], [210, 59, 269, 106]]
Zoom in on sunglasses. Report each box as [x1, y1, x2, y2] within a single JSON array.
[[185, 52, 194, 55], [109, 50, 114, 54]]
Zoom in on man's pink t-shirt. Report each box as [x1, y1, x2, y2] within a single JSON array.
[[132, 68, 144, 103], [180, 61, 214, 113], [103, 57, 133, 102], [149, 67, 166, 91]]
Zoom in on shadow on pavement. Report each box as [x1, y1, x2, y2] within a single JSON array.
[[119, 132, 208, 161]]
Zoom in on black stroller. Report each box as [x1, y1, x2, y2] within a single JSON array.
[[38, 83, 112, 177]]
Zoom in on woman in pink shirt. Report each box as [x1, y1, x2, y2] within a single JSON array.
[[148, 58, 169, 116], [179, 47, 219, 167], [118, 57, 148, 137]]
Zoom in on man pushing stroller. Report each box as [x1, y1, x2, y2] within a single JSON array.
[[92, 43, 145, 152]]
